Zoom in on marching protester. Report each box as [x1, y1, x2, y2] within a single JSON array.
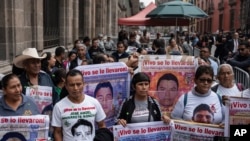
[[54, 46, 66, 69], [116, 72, 170, 127], [166, 38, 183, 55], [69, 44, 92, 70], [88, 38, 104, 59], [52, 69, 106, 141], [171, 66, 225, 125], [13, 48, 58, 105], [211, 64, 244, 96], [127, 32, 141, 49], [63, 50, 77, 72], [97, 33, 106, 53], [41, 52, 57, 77], [195, 46, 219, 77], [139, 30, 150, 48], [152, 33, 165, 49], [227, 41, 250, 73], [104, 35, 116, 51], [152, 39, 166, 55], [111, 41, 129, 62], [0, 74, 39, 116]]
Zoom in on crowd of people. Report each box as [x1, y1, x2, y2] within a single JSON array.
[[0, 28, 250, 141]]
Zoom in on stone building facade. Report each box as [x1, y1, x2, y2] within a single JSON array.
[[0, 0, 138, 74]]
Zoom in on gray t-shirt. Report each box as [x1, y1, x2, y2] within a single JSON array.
[[131, 99, 153, 123], [0, 94, 40, 116]]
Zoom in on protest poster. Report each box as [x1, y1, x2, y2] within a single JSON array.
[[113, 121, 171, 141], [25, 85, 53, 113], [75, 62, 130, 127], [0, 115, 49, 141], [224, 97, 250, 136], [138, 55, 195, 114], [171, 120, 224, 141]]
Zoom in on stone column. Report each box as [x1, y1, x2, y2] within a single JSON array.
[[83, 0, 92, 37], [95, 0, 102, 36], [106, 0, 111, 36], [92, 0, 96, 38], [72, 0, 78, 41], [111, 0, 118, 37], [59, 0, 73, 49], [32, 0, 44, 52]]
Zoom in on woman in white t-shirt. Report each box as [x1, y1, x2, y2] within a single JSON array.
[[171, 65, 224, 125], [211, 64, 243, 97]]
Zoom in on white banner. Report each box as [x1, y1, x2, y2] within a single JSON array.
[[25, 85, 53, 113], [0, 115, 49, 141], [113, 121, 171, 141]]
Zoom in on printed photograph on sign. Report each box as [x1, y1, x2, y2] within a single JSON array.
[[147, 70, 193, 114], [138, 55, 195, 115], [84, 79, 128, 126]]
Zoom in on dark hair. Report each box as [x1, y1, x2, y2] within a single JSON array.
[[71, 119, 93, 136], [94, 81, 113, 97], [195, 66, 214, 79], [68, 51, 77, 58], [92, 38, 99, 44], [193, 104, 213, 116], [93, 54, 107, 64], [52, 68, 66, 86], [168, 38, 175, 44], [117, 41, 127, 50], [1, 132, 26, 141], [12, 64, 25, 76], [108, 54, 117, 62], [131, 72, 150, 87], [83, 36, 91, 43], [129, 32, 136, 38], [41, 52, 52, 74], [157, 73, 179, 89], [200, 46, 211, 53], [239, 40, 250, 48], [1, 73, 19, 89], [55, 46, 65, 56], [66, 69, 83, 83]]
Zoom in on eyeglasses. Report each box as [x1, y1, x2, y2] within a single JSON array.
[[238, 48, 245, 51], [198, 78, 213, 84]]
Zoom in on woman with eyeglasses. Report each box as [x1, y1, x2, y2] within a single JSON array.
[[171, 66, 224, 125]]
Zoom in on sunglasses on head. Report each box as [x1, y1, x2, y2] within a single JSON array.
[[198, 78, 213, 83]]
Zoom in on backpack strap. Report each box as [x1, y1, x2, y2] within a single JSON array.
[[211, 84, 219, 93], [216, 93, 223, 107], [184, 93, 188, 107], [149, 97, 161, 121]]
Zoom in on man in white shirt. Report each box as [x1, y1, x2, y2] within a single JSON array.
[[52, 69, 106, 141]]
